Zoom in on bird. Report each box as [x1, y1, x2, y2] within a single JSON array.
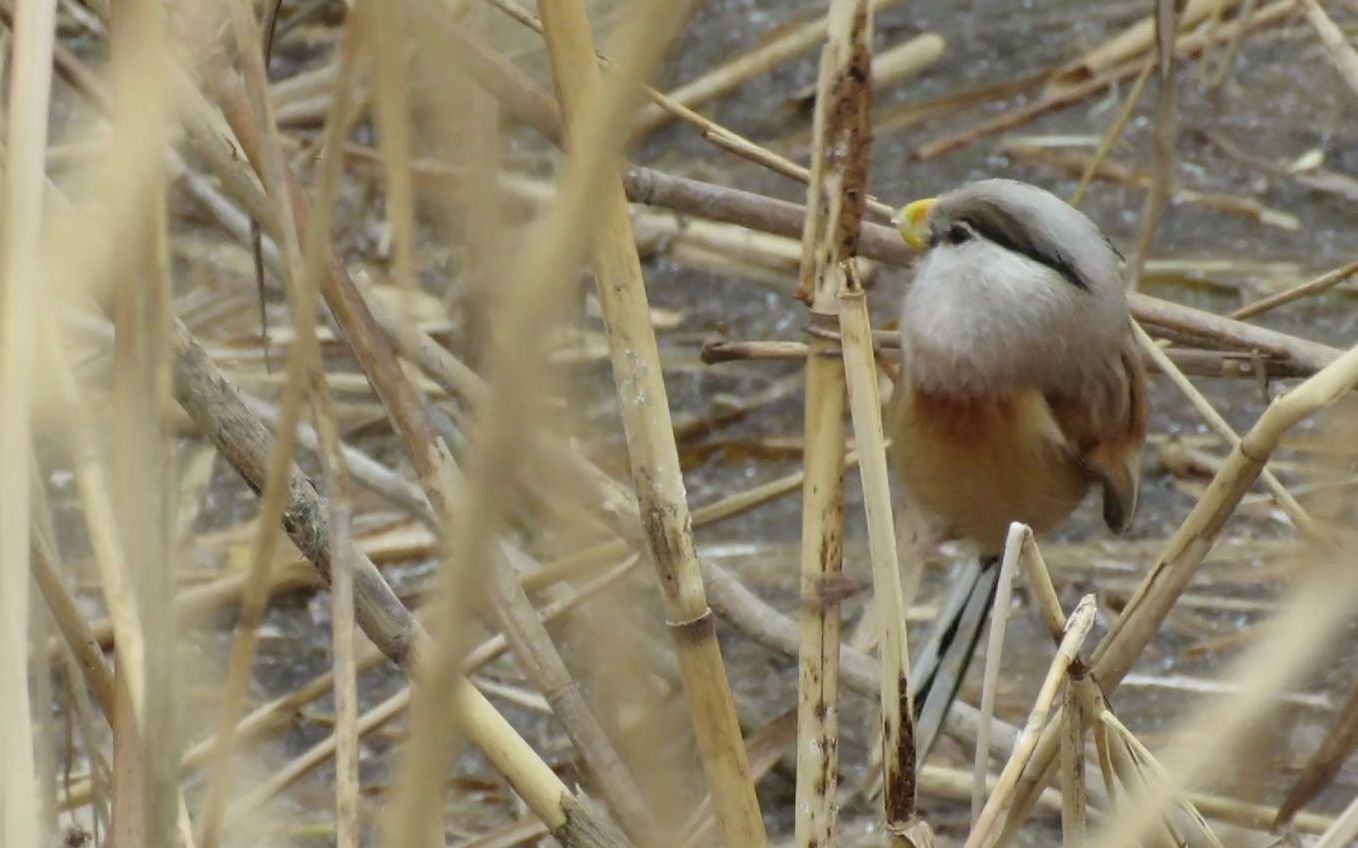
[[889, 178, 1148, 758]]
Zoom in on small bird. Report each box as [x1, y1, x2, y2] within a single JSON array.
[[890, 179, 1148, 757]]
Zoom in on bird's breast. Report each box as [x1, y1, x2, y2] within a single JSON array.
[[889, 385, 1092, 555]]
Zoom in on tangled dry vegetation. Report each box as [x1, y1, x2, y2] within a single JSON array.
[[5, 0, 1358, 846]]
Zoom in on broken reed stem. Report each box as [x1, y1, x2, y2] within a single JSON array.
[[995, 338, 1358, 843], [1089, 559, 1358, 848], [973, 531, 1023, 823], [1059, 681, 1088, 847], [0, 0, 56, 839], [537, 1, 767, 844], [963, 595, 1096, 848], [790, 0, 878, 843], [1100, 711, 1225, 848], [841, 268, 922, 843]]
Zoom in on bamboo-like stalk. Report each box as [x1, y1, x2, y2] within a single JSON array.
[[963, 596, 1096, 848], [840, 266, 928, 845], [1059, 685, 1088, 847], [536, 1, 768, 844], [792, 315, 847, 848], [107, 0, 178, 843], [789, 0, 877, 843], [0, 0, 56, 840]]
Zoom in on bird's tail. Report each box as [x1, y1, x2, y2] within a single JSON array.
[[911, 555, 1002, 760]]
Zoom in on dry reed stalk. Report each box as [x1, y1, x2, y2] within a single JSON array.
[[915, 0, 1295, 160], [631, 0, 904, 134], [0, 0, 56, 841], [1059, 683, 1088, 847], [1127, 0, 1182, 291], [1204, 0, 1261, 87], [1099, 711, 1225, 848], [703, 334, 1324, 383], [789, 1, 868, 843], [1069, 63, 1153, 208], [1298, 0, 1358, 98], [1132, 324, 1321, 538], [841, 268, 928, 845], [964, 595, 1096, 848], [358, 0, 418, 301], [1086, 557, 1358, 848], [1312, 790, 1358, 848], [106, 0, 180, 842], [1048, 0, 1239, 89], [996, 339, 1358, 843], [195, 2, 340, 844], [792, 286, 848, 848], [536, 1, 767, 844], [170, 321, 631, 848], [207, 52, 645, 843], [1274, 670, 1358, 826], [1230, 258, 1358, 320]]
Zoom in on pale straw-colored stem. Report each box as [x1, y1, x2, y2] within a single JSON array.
[[0, 0, 56, 840], [841, 274, 925, 844], [972, 527, 1024, 823], [537, 0, 767, 843], [964, 596, 1096, 848]]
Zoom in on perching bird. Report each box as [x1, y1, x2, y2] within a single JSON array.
[[890, 178, 1148, 757]]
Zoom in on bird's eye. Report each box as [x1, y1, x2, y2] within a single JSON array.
[[945, 223, 972, 245]]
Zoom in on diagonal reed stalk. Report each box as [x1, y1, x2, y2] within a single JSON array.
[[536, 1, 768, 844]]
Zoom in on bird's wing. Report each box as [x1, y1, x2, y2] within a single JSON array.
[[1044, 335, 1148, 533]]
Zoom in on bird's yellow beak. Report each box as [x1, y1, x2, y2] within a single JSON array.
[[895, 197, 937, 251]]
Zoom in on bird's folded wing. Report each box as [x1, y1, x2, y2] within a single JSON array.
[[1044, 335, 1149, 533]]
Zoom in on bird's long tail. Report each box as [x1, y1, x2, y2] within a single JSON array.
[[911, 554, 1002, 761]]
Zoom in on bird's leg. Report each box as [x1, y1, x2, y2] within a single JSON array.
[[912, 553, 1002, 760]]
